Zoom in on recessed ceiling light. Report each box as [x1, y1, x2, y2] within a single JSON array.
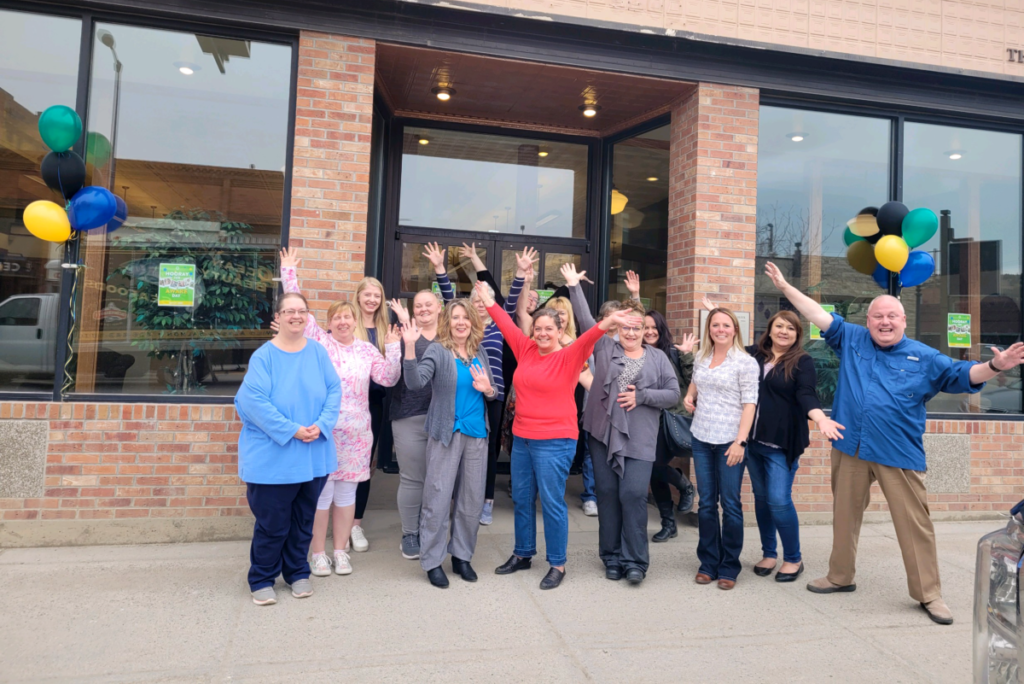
[[431, 86, 456, 101], [418, 137, 429, 146], [948, 152, 963, 160], [173, 61, 200, 76], [538, 150, 549, 157], [579, 104, 601, 118], [646, 176, 658, 182], [789, 133, 805, 142]]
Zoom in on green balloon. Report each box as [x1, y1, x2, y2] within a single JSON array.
[[843, 226, 866, 247], [902, 207, 938, 248], [38, 105, 82, 153], [86, 132, 112, 167]]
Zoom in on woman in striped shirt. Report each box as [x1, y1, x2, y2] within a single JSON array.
[[424, 243, 536, 525]]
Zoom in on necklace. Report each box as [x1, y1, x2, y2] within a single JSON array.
[[454, 350, 474, 367]]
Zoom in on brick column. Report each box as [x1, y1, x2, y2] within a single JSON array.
[[289, 32, 375, 314], [666, 83, 758, 342]]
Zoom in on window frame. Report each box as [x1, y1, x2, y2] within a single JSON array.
[[759, 94, 1024, 420], [0, 3, 299, 403]]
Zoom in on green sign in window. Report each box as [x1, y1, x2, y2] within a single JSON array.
[[158, 263, 196, 307], [947, 313, 971, 348]]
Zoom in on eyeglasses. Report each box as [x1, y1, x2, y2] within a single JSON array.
[[279, 309, 309, 316], [619, 326, 642, 333]]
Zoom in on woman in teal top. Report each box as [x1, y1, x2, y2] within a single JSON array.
[[402, 299, 496, 588], [234, 291, 342, 606]]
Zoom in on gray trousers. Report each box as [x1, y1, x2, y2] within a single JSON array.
[[589, 435, 654, 574], [419, 430, 488, 572], [393, 415, 429, 536]]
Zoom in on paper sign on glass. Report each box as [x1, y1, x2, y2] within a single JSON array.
[[947, 313, 971, 348], [158, 263, 196, 307], [810, 305, 835, 340]]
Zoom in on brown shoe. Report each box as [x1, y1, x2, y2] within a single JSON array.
[[806, 576, 856, 594], [695, 572, 713, 585], [717, 578, 736, 590], [921, 598, 954, 625]]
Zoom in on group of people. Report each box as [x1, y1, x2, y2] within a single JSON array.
[[234, 245, 1024, 626]]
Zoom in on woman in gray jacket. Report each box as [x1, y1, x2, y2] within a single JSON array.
[[402, 299, 497, 589], [562, 264, 681, 585]]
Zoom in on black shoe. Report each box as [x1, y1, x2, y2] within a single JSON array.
[[540, 567, 565, 590], [653, 501, 677, 542], [677, 483, 695, 513], [452, 557, 478, 582], [625, 568, 645, 585], [495, 554, 532, 575], [775, 562, 804, 583], [427, 566, 449, 588], [753, 561, 777, 577], [605, 566, 623, 581]]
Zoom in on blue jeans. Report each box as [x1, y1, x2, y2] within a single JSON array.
[[692, 437, 745, 581], [745, 442, 802, 563], [511, 436, 576, 567], [580, 431, 596, 504]]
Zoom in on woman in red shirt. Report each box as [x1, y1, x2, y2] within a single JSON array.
[[475, 281, 639, 590]]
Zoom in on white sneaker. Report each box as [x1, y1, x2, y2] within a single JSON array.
[[582, 500, 598, 517], [310, 552, 332, 577], [350, 525, 369, 552], [334, 550, 353, 575]]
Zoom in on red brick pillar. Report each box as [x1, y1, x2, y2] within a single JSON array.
[[289, 32, 375, 314], [666, 83, 759, 343]]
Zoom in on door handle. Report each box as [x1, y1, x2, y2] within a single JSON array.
[[36, 328, 42, 340]]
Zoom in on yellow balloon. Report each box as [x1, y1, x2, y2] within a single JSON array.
[[875, 234, 910, 272], [846, 240, 877, 275], [23, 200, 71, 243], [847, 214, 880, 237]]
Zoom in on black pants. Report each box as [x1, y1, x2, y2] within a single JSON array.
[[246, 476, 327, 591], [484, 399, 504, 500], [650, 425, 689, 508], [357, 394, 386, 520], [590, 436, 653, 574]]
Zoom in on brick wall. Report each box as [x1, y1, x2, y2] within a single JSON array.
[[290, 31, 375, 311]]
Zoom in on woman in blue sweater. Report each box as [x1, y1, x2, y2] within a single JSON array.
[[235, 291, 342, 606]]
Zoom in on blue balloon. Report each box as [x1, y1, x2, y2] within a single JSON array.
[[67, 186, 117, 232], [900, 250, 935, 288], [91, 195, 127, 235], [872, 263, 892, 289]]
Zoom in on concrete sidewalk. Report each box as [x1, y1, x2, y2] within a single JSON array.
[[0, 475, 987, 683]]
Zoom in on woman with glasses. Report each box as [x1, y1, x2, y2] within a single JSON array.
[[279, 249, 401, 577], [235, 291, 342, 606], [563, 264, 680, 585]]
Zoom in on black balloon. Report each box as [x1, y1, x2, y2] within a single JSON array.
[[865, 231, 883, 245], [40, 151, 86, 201], [876, 201, 909, 236], [857, 206, 879, 217]]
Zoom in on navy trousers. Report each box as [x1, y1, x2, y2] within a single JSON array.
[[246, 476, 327, 591]]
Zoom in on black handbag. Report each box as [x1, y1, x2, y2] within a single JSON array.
[[662, 410, 694, 454]]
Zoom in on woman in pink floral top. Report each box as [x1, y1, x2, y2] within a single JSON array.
[[279, 248, 401, 577]]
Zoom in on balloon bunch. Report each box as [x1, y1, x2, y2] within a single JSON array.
[[23, 105, 126, 244], [843, 201, 938, 290]]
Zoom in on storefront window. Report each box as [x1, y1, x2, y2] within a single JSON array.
[[756, 107, 891, 408], [904, 123, 1022, 415], [608, 124, 669, 311], [72, 24, 292, 395], [0, 10, 81, 393], [399, 127, 588, 238]]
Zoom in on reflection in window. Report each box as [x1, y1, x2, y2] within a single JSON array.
[[399, 127, 588, 238], [755, 107, 891, 408], [73, 24, 292, 395], [904, 123, 1022, 415], [608, 124, 669, 312], [0, 9, 80, 392]]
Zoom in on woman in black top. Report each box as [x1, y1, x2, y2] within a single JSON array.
[[742, 310, 844, 582]]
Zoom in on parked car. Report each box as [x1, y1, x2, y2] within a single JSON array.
[[975, 500, 1024, 682], [0, 292, 59, 382]]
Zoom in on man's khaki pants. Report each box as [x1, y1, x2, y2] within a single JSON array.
[[828, 448, 941, 603]]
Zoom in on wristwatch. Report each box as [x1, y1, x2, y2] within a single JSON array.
[[988, 359, 1004, 373], [736, 439, 748, 447]]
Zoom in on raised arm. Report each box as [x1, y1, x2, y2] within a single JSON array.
[[968, 342, 1024, 386], [369, 326, 402, 387], [562, 263, 597, 332], [764, 262, 834, 333], [502, 246, 535, 315], [424, 242, 454, 303], [401, 322, 439, 391], [477, 281, 532, 360], [279, 248, 329, 344]]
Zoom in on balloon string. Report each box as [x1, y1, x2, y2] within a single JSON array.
[[61, 253, 78, 397]]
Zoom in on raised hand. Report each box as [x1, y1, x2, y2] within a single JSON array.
[[617, 384, 637, 411], [625, 270, 641, 298], [384, 324, 401, 345], [602, 308, 641, 332], [560, 262, 586, 288], [515, 246, 539, 278], [702, 295, 718, 312], [674, 333, 698, 354], [473, 280, 495, 308], [469, 363, 494, 396], [460, 242, 486, 272], [387, 298, 410, 326], [764, 262, 789, 292], [422, 242, 447, 274], [401, 319, 422, 347], [991, 342, 1024, 372], [279, 246, 300, 270]]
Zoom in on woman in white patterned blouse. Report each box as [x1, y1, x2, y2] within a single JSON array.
[[683, 307, 759, 590]]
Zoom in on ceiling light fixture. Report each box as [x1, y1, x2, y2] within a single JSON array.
[[788, 133, 805, 142], [538, 147, 549, 158], [948, 151, 963, 160], [418, 137, 430, 146], [646, 176, 659, 182], [431, 86, 456, 101], [173, 61, 200, 76], [579, 104, 601, 118]]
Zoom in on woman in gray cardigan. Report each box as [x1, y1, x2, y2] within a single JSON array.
[[562, 264, 681, 585], [402, 299, 497, 589]]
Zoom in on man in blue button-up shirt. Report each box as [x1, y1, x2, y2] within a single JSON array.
[[765, 262, 1024, 626]]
